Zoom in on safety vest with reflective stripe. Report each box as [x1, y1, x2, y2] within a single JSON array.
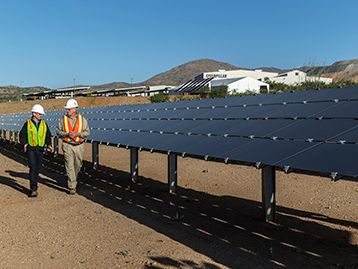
[[27, 119, 47, 147], [63, 114, 83, 143]]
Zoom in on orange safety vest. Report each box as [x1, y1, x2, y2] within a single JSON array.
[[63, 114, 84, 143]]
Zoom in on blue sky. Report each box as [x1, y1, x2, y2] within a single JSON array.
[[0, 0, 357, 88]]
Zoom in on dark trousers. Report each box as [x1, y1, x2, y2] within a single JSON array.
[[27, 149, 44, 191]]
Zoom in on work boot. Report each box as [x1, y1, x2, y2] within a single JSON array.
[[69, 189, 76, 195], [28, 190, 38, 197]]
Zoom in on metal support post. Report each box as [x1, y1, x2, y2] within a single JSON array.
[[168, 153, 178, 194], [53, 136, 59, 158], [0, 129, 4, 142], [130, 148, 138, 183], [262, 166, 276, 222], [92, 141, 99, 170]]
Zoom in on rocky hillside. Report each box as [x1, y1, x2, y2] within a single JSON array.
[[302, 59, 358, 82], [0, 86, 49, 102], [90, 82, 130, 91]]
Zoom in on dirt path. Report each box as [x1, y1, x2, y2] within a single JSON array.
[[0, 141, 357, 268]]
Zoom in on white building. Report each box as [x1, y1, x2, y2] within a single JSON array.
[[201, 69, 278, 81], [210, 77, 269, 94], [270, 70, 333, 85], [22, 86, 91, 100], [92, 85, 174, 97], [146, 85, 175, 96]]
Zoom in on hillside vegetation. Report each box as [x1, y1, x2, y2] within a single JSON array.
[[303, 59, 358, 82], [0, 86, 49, 102]]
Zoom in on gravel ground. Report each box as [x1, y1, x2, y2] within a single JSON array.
[[0, 142, 357, 269]]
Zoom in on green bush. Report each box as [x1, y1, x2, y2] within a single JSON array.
[[231, 90, 257, 97], [149, 93, 170, 103], [198, 85, 228, 98], [268, 80, 358, 93]]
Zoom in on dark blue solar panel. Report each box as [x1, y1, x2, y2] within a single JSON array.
[[274, 143, 358, 178], [331, 127, 358, 143], [188, 119, 292, 137], [314, 100, 358, 118], [305, 87, 358, 101], [225, 139, 319, 166], [268, 119, 358, 142], [267, 102, 336, 118], [2, 86, 358, 179]]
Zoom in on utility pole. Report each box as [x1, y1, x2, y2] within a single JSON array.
[[72, 78, 76, 97]]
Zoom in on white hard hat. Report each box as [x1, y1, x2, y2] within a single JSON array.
[[31, 104, 45, 115], [64, 99, 79, 109]]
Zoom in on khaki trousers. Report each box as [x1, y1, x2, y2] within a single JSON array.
[[62, 142, 85, 190]]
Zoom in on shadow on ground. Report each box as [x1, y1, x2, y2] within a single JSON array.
[[1, 142, 357, 269]]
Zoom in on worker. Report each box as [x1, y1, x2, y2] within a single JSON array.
[[19, 104, 53, 197], [56, 99, 90, 195]]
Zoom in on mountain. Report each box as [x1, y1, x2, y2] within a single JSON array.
[[253, 67, 286, 73], [302, 59, 358, 74], [0, 86, 50, 102], [142, 59, 240, 86], [301, 59, 358, 82], [90, 58, 357, 88], [90, 82, 130, 91], [2, 58, 358, 97]]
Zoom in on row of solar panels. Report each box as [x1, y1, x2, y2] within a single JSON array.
[[4, 87, 358, 119], [175, 77, 213, 93], [1, 87, 358, 179]]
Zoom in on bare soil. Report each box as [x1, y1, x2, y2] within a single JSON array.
[[0, 97, 357, 268]]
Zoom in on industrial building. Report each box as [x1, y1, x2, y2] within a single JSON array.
[[22, 85, 174, 100], [269, 70, 333, 85], [201, 69, 278, 81], [210, 77, 269, 94], [176, 68, 333, 95]]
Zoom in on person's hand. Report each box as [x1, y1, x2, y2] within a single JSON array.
[[47, 145, 53, 152], [69, 132, 79, 139], [24, 144, 28, 152]]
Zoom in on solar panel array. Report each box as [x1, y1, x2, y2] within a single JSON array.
[[1, 87, 358, 179], [175, 77, 213, 93]]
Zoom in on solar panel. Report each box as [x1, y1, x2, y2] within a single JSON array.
[[175, 77, 213, 93], [225, 139, 320, 167], [268, 119, 358, 142], [315, 100, 358, 118], [331, 127, 358, 143], [1, 86, 358, 179], [274, 143, 358, 178]]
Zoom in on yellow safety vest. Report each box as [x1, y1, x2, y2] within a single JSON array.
[[27, 119, 47, 147]]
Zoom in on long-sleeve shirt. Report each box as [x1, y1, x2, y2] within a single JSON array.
[[19, 118, 52, 150], [56, 113, 90, 145]]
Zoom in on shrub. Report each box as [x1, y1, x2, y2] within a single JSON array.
[[268, 80, 358, 93], [149, 93, 170, 103], [198, 86, 228, 98]]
